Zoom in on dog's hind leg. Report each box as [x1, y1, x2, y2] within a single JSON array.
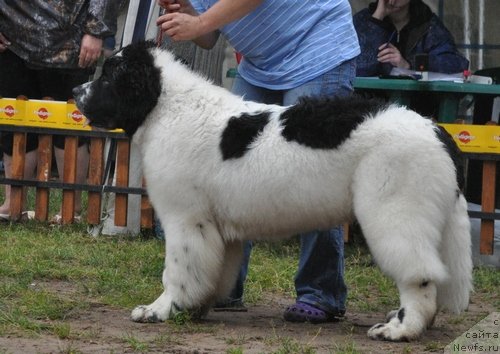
[[131, 217, 226, 322], [353, 188, 453, 339], [356, 204, 450, 341], [436, 193, 472, 314], [360, 212, 446, 341]]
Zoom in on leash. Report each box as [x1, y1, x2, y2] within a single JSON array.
[[156, 7, 166, 47]]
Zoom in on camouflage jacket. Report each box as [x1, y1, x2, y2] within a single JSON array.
[[0, 0, 119, 69]]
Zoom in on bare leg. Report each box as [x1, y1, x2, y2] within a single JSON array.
[[0, 151, 37, 215]]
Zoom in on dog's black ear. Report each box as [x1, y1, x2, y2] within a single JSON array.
[[114, 42, 162, 136], [122, 40, 157, 57]]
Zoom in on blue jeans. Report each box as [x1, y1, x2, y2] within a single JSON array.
[[227, 58, 355, 314]]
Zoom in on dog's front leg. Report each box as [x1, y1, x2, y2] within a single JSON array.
[[131, 218, 226, 322]]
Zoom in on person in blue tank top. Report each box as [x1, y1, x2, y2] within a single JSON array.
[[157, 0, 360, 323]]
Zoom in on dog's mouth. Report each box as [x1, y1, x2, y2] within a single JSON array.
[[73, 97, 117, 131], [82, 115, 117, 131]]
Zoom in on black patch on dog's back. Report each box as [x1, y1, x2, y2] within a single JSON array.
[[220, 112, 270, 160], [280, 95, 388, 149], [434, 125, 465, 190]]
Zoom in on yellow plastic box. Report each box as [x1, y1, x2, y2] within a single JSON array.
[[0, 97, 27, 125], [65, 101, 91, 131], [25, 99, 67, 128], [440, 123, 500, 154]]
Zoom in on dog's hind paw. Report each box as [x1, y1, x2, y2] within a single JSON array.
[[367, 322, 412, 342], [131, 305, 167, 323]]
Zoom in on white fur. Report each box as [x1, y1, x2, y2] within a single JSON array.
[[106, 48, 472, 341]]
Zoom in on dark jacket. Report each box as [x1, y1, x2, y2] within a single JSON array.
[[353, 0, 469, 76], [0, 0, 119, 69]]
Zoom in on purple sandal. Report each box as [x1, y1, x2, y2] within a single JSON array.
[[283, 301, 331, 323]]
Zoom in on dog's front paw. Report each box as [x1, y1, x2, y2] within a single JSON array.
[[131, 304, 169, 323]]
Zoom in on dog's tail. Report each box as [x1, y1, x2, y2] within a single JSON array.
[[437, 193, 473, 313]]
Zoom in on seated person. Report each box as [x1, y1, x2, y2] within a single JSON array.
[[353, 0, 469, 117]]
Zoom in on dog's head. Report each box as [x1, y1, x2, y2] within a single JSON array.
[[73, 41, 162, 136]]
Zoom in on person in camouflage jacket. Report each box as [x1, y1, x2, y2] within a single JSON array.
[[0, 0, 119, 221], [0, 0, 118, 68]]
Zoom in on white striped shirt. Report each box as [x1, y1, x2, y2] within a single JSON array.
[[191, 0, 360, 89]]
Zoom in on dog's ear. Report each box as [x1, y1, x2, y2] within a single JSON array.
[[111, 42, 162, 135]]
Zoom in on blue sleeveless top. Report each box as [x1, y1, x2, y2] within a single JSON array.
[[191, 0, 360, 89]]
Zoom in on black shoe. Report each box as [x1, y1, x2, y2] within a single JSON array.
[[213, 299, 248, 312]]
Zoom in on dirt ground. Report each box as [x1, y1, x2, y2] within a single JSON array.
[[0, 288, 496, 354]]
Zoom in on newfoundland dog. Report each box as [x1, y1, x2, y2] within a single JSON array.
[[72, 41, 472, 341]]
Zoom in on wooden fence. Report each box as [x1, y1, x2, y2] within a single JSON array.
[[0, 125, 153, 228]]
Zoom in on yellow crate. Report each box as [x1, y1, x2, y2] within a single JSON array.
[[440, 123, 500, 154], [0, 97, 27, 125], [25, 99, 67, 128], [64, 102, 91, 131], [1, 98, 124, 133]]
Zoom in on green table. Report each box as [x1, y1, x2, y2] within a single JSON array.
[[354, 77, 500, 123]]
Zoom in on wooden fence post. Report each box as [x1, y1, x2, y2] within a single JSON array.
[[479, 121, 498, 255], [35, 135, 53, 221], [114, 139, 130, 226], [141, 178, 154, 229], [9, 132, 26, 220], [87, 137, 105, 225], [61, 136, 78, 224]]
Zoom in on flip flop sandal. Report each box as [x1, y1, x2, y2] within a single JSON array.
[[283, 301, 330, 324]]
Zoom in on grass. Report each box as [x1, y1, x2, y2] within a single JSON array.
[[0, 194, 499, 352], [1, 222, 499, 315]]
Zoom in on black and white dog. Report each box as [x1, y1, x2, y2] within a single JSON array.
[[73, 41, 472, 341]]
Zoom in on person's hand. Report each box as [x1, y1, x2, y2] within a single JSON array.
[[372, 0, 400, 20], [78, 34, 103, 68], [158, 0, 195, 14], [157, 11, 206, 41], [0, 32, 11, 52], [377, 43, 410, 69]]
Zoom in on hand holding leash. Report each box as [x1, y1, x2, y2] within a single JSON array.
[[157, 0, 205, 41]]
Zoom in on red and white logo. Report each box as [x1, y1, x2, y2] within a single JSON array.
[[70, 110, 84, 122], [4, 105, 15, 117], [457, 130, 473, 144], [37, 107, 49, 120]]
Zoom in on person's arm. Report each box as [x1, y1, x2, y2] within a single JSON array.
[[157, 0, 263, 49], [372, 0, 391, 21], [353, 9, 394, 76], [78, 0, 120, 68], [423, 18, 469, 73]]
